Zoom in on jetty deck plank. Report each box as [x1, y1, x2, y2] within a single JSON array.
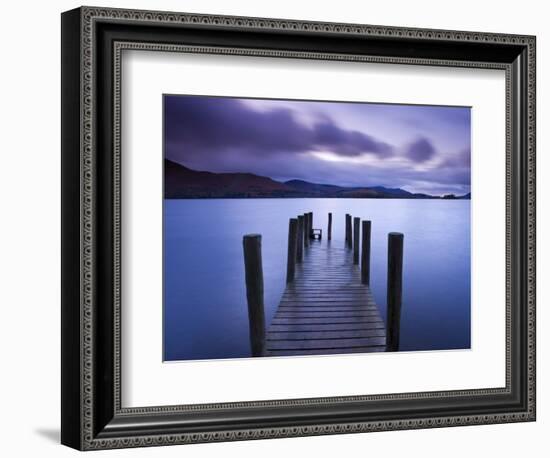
[[264, 240, 386, 356]]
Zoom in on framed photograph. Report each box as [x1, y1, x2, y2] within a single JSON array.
[[61, 6, 536, 450]]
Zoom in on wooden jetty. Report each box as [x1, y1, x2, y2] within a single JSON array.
[[243, 212, 403, 357], [264, 239, 386, 356]]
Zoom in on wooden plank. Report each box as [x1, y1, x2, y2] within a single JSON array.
[[276, 307, 379, 312], [287, 290, 376, 294], [266, 336, 386, 350], [280, 295, 375, 300], [288, 283, 359, 287], [271, 317, 383, 325], [296, 273, 353, 276], [281, 294, 378, 305], [265, 346, 387, 356], [281, 297, 376, 302], [282, 293, 375, 296], [289, 277, 359, 280], [278, 304, 378, 309], [281, 296, 375, 301], [274, 313, 381, 320], [280, 300, 376, 305], [274, 309, 380, 316], [291, 277, 355, 280], [283, 287, 374, 291], [282, 295, 378, 300], [284, 294, 375, 298], [275, 315, 381, 322], [278, 304, 378, 310], [283, 287, 372, 291], [266, 329, 386, 340], [278, 301, 376, 306], [290, 277, 360, 280], [291, 277, 359, 280], [279, 299, 376, 304], [268, 322, 385, 332]]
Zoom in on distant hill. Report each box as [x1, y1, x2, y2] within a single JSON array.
[[284, 179, 347, 196], [164, 159, 300, 198], [442, 192, 472, 200], [367, 186, 413, 198], [164, 159, 469, 200]]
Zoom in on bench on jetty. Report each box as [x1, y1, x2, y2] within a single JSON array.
[[310, 228, 322, 240], [243, 211, 403, 357]]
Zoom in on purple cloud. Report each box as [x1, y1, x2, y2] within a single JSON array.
[[405, 138, 437, 162], [442, 147, 471, 168], [312, 121, 393, 157], [165, 96, 394, 161]]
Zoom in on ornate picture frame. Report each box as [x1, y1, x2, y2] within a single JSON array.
[[61, 6, 536, 450]]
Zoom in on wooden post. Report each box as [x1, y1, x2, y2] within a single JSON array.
[[353, 217, 360, 264], [328, 212, 332, 240], [303, 213, 309, 246], [296, 215, 304, 262], [361, 220, 371, 285], [387, 232, 404, 352], [344, 213, 349, 246], [345, 214, 352, 248], [242, 234, 265, 357], [286, 218, 298, 283]]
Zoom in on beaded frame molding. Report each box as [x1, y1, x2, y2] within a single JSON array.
[[61, 6, 536, 451]]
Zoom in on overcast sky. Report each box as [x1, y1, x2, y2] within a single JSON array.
[[164, 95, 471, 196]]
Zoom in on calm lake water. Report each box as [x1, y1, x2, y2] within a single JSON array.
[[164, 198, 471, 361]]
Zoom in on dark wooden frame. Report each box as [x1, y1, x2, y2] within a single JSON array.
[[61, 6, 536, 450]]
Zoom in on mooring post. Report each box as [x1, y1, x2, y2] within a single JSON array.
[[287, 218, 298, 283], [353, 217, 360, 264], [345, 214, 349, 245], [344, 213, 349, 246], [303, 213, 309, 246], [361, 220, 372, 284], [242, 234, 266, 357], [296, 215, 304, 262], [345, 214, 352, 248], [328, 212, 332, 241], [387, 232, 404, 352]]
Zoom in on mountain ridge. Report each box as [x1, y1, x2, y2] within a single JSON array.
[[164, 159, 470, 200]]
